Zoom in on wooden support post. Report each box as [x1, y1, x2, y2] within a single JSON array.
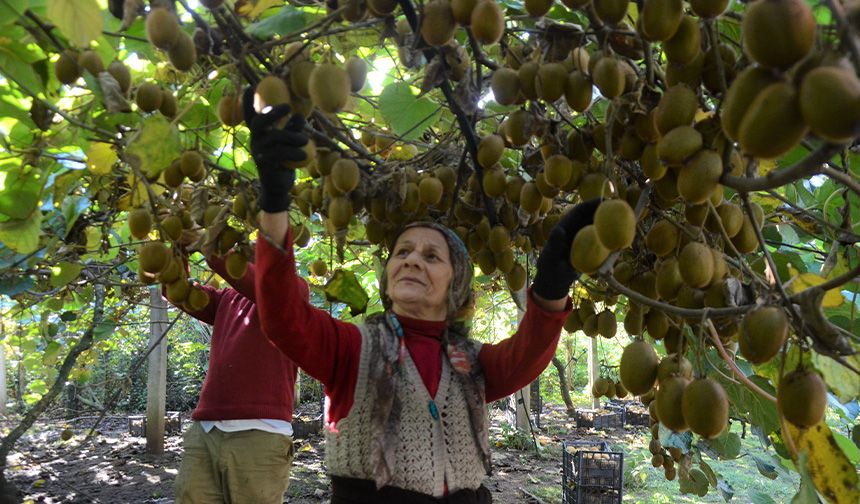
[[511, 286, 531, 432], [146, 286, 168, 455], [587, 336, 600, 409]]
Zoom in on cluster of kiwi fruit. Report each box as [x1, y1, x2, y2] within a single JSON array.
[[564, 298, 619, 339], [590, 376, 628, 400], [145, 7, 197, 72]]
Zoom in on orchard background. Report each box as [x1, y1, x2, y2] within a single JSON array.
[[0, 0, 858, 502]]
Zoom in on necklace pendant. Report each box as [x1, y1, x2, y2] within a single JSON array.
[[428, 400, 440, 420]]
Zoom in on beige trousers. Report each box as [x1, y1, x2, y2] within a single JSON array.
[[174, 422, 294, 504]]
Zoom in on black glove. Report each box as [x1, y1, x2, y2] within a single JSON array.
[[532, 198, 602, 300], [242, 86, 309, 213]]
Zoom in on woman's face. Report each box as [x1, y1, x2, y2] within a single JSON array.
[[385, 227, 453, 321]]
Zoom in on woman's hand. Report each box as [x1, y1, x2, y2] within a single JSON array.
[[242, 86, 308, 213], [532, 198, 602, 303]]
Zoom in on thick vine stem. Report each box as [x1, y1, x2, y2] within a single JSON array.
[[720, 144, 842, 193], [396, 0, 498, 226], [705, 320, 778, 404], [604, 274, 752, 319]]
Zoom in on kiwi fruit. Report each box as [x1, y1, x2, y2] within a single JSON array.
[[742, 0, 815, 69], [504, 109, 531, 146], [160, 215, 183, 241], [654, 84, 697, 135], [255, 75, 290, 113], [225, 252, 248, 279], [641, 143, 666, 181], [139, 241, 169, 274], [677, 149, 722, 204], [544, 155, 573, 188], [739, 306, 789, 364], [646, 310, 670, 340], [471, 0, 505, 45], [136, 83, 163, 113], [217, 93, 244, 127], [331, 159, 360, 193], [657, 354, 693, 383], [107, 61, 131, 93], [329, 196, 353, 228], [168, 31, 196, 71], [518, 182, 542, 213], [128, 208, 153, 239], [186, 287, 210, 311], [720, 67, 779, 141], [645, 219, 679, 257], [418, 177, 444, 205], [665, 51, 705, 88], [345, 56, 368, 92], [167, 279, 191, 303], [715, 202, 743, 237], [593, 0, 630, 25], [799, 66, 860, 143], [663, 16, 701, 66], [289, 60, 316, 100], [310, 259, 328, 276], [564, 71, 592, 112], [78, 50, 104, 76], [159, 91, 178, 118], [620, 340, 660, 395], [163, 161, 184, 188], [594, 199, 635, 250], [730, 215, 759, 253], [682, 378, 728, 438], [737, 82, 808, 159], [570, 225, 610, 275], [55, 51, 81, 84], [656, 376, 690, 431], [482, 167, 507, 197], [517, 62, 539, 100], [597, 310, 617, 338], [421, 0, 457, 46], [478, 134, 505, 168], [640, 0, 683, 42], [536, 63, 567, 102], [368, 0, 397, 16], [309, 64, 351, 113], [656, 126, 702, 166], [524, 0, 552, 17], [678, 242, 714, 289], [146, 7, 181, 50], [180, 151, 204, 179], [689, 0, 728, 18], [491, 68, 521, 106], [451, 0, 478, 23], [592, 56, 625, 99], [778, 368, 827, 428]]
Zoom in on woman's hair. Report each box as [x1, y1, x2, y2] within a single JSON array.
[[379, 221, 475, 335]]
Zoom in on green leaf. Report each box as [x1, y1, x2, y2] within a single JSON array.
[[59, 311, 76, 321], [812, 352, 860, 402], [752, 455, 779, 480], [93, 320, 115, 340], [246, 6, 316, 39], [0, 211, 41, 254], [716, 371, 781, 435], [749, 491, 777, 504], [125, 115, 182, 179], [791, 452, 818, 504], [0, 36, 45, 92], [0, 0, 29, 23], [41, 341, 62, 366], [0, 162, 43, 219], [45, 0, 103, 47], [658, 423, 693, 451], [324, 269, 369, 316], [49, 262, 83, 288], [700, 431, 742, 460], [833, 431, 860, 465], [0, 275, 34, 296], [378, 82, 440, 141], [61, 196, 88, 238], [716, 477, 734, 502]]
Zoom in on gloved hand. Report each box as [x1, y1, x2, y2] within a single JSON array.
[[532, 198, 602, 300], [242, 86, 309, 213]]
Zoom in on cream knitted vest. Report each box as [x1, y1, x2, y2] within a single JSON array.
[[325, 324, 488, 496]]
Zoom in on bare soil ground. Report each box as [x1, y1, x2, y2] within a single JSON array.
[[6, 402, 641, 503]]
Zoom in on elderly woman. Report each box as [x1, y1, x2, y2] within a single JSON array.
[[243, 90, 598, 503]]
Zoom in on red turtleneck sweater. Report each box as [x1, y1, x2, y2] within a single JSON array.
[[255, 229, 571, 427]]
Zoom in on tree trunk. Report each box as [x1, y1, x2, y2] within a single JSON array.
[[551, 357, 575, 416], [146, 287, 168, 455]]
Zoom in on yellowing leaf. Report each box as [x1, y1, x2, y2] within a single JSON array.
[[85, 226, 101, 251], [46, 0, 103, 48], [86, 143, 117, 175], [125, 115, 182, 180], [248, 0, 283, 18], [812, 353, 860, 403], [788, 266, 844, 308], [0, 211, 41, 254], [784, 421, 860, 504], [758, 158, 778, 176]]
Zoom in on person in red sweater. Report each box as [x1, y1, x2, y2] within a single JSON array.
[[169, 251, 304, 504], [243, 88, 599, 503]]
